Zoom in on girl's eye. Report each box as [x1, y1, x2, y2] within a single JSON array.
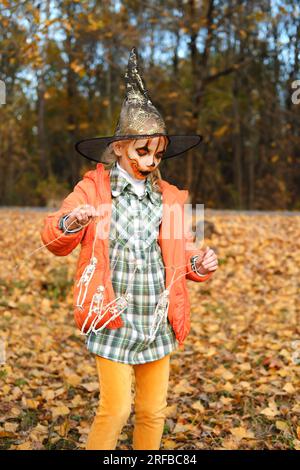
[[136, 149, 163, 158]]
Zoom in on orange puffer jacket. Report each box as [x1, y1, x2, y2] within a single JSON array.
[[40, 163, 213, 347]]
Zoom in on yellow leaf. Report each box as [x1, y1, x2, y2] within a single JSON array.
[[230, 426, 255, 440], [26, 399, 40, 409], [206, 324, 219, 333], [275, 421, 289, 432], [213, 125, 228, 138], [293, 440, 300, 450], [79, 122, 89, 130], [41, 297, 51, 312], [221, 437, 240, 449], [16, 441, 31, 450], [51, 405, 70, 418], [283, 383, 295, 394], [4, 422, 18, 433], [173, 422, 189, 433], [2, 384, 10, 394], [215, 365, 234, 380], [222, 382, 234, 392], [240, 381, 251, 389], [66, 374, 81, 387], [168, 92, 179, 99], [81, 382, 99, 392], [292, 404, 300, 413], [202, 383, 216, 393], [29, 424, 48, 441], [271, 154, 279, 163], [222, 369, 234, 380], [173, 379, 194, 394], [71, 394, 83, 407], [204, 347, 217, 357], [165, 404, 178, 418], [43, 18, 59, 28], [253, 11, 266, 21], [260, 402, 279, 417], [42, 389, 55, 400], [56, 420, 69, 437], [191, 401, 205, 413], [53, 387, 66, 398], [10, 407, 21, 417], [239, 363, 252, 371], [163, 439, 177, 449], [87, 18, 104, 31], [220, 396, 233, 405]]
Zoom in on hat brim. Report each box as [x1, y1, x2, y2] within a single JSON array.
[[75, 133, 203, 163]]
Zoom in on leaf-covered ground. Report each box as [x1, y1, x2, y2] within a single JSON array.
[[0, 210, 299, 450]]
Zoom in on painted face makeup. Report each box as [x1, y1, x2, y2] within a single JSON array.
[[125, 137, 167, 180]]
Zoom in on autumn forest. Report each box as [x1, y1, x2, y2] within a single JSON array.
[[0, 0, 300, 209]]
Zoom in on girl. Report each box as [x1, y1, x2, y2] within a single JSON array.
[[40, 47, 218, 450]]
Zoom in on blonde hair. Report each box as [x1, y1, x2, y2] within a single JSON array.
[[102, 141, 163, 193]]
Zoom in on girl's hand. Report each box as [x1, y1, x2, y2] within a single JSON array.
[[195, 246, 218, 275], [65, 204, 100, 231]]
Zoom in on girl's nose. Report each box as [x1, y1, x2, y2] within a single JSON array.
[[144, 154, 155, 166]]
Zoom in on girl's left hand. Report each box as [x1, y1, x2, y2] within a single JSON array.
[[195, 246, 218, 275]]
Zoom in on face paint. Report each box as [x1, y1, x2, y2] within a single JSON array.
[[127, 157, 153, 179], [125, 137, 167, 180]]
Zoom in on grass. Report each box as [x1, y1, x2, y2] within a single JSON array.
[[19, 409, 39, 432]]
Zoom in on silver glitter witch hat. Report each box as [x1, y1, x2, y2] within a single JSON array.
[[75, 47, 203, 163], [114, 47, 167, 136]]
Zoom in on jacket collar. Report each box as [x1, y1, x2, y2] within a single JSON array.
[[92, 162, 188, 206]]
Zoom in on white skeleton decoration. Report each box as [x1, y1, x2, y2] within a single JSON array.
[[73, 205, 182, 342], [15, 206, 201, 344], [79, 284, 105, 336], [148, 288, 170, 341], [91, 291, 133, 334], [76, 256, 98, 310]]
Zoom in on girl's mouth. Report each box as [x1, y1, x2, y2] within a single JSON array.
[[139, 170, 151, 176], [131, 161, 152, 177]]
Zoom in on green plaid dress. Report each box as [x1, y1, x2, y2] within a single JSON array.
[[86, 161, 178, 364]]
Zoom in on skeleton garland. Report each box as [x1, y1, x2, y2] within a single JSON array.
[[16, 211, 199, 343], [74, 206, 179, 341]]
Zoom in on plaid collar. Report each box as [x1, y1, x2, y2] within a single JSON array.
[[109, 161, 161, 205]]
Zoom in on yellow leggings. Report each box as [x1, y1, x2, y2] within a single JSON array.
[[85, 354, 170, 450]]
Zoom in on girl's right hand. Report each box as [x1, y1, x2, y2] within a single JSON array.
[[65, 204, 100, 231]]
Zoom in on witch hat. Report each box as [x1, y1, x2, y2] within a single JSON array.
[[75, 47, 203, 163]]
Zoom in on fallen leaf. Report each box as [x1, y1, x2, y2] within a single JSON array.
[[230, 426, 255, 440], [51, 405, 70, 418], [81, 382, 99, 392]]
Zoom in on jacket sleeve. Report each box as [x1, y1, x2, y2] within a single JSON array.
[[184, 229, 213, 282], [40, 179, 89, 257]]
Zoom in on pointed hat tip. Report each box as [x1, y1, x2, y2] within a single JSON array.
[[130, 46, 138, 55], [126, 46, 141, 77], [128, 46, 139, 64]]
